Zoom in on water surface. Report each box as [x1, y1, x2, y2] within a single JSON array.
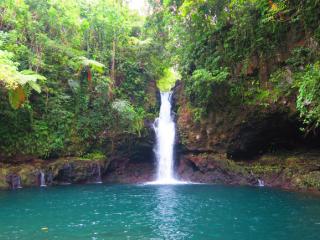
[[0, 184, 320, 240]]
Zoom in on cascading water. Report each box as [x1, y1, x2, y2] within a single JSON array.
[[9, 175, 22, 189], [258, 179, 265, 187], [95, 164, 102, 184], [40, 171, 46, 187], [152, 92, 179, 184]]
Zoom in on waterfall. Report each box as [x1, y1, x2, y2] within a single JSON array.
[[16, 176, 22, 189], [258, 179, 265, 187], [153, 92, 179, 184], [8, 174, 22, 189], [40, 171, 46, 187], [10, 175, 22, 189], [95, 164, 102, 184]]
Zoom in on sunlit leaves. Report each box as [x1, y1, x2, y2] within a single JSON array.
[[77, 57, 105, 73], [179, 0, 206, 17], [157, 68, 180, 91], [0, 50, 20, 89], [0, 50, 46, 109]]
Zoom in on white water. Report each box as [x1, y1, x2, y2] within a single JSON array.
[[40, 171, 46, 187], [95, 165, 102, 184], [151, 92, 181, 184], [16, 176, 22, 189], [258, 179, 265, 187]]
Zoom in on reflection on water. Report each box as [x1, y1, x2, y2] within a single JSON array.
[[0, 184, 320, 240], [152, 186, 187, 239]]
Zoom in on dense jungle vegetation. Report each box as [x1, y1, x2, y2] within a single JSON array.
[[0, 0, 320, 160], [0, 0, 168, 159], [160, 0, 320, 127]]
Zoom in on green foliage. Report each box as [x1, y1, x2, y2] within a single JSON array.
[[186, 66, 229, 112], [156, 0, 320, 131], [295, 62, 320, 130], [0, 0, 159, 159], [157, 68, 180, 92], [111, 99, 145, 136], [77, 57, 105, 73], [286, 47, 318, 70], [0, 49, 46, 109], [1, 0, 320, 159], [81, 151, 106, 161], [0, 50, 45, 90]]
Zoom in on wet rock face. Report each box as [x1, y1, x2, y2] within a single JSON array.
[[45, 172, 54, 186], [36, 172, 44, 186], [177, 151, 320, 191], [55, 163, 73, 183], [104, 156, 156, 183], [226, 112, 302, 160], [176, 84, 319, 161], [103, 128, 156, 183], [36, 171, 52, 187], [6, 174, 22, 189], [178, 153, 255, 185], [0, 158, 109, 189], [51, 160, 107, 184], [89, 163, 102, 183]]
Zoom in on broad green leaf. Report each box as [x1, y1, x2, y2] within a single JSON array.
[[78, 57, 105, 73], [28, 81, 41, 93]]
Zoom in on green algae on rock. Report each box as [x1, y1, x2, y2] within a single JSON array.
[[0, 156, 109, 189]]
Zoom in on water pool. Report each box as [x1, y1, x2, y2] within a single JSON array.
[[0, 184, 319, 240]]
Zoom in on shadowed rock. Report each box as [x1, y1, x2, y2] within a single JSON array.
[[6, 174, 22, 189]]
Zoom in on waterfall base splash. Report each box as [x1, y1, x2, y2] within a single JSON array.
[[146, 179, 187, 185]]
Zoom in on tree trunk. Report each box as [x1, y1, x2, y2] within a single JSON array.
[[109, 38, 116, 99], [111, 39, 116, 82]]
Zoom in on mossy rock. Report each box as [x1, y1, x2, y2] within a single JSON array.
[[0, 165, 10, 189], [300, 171, 320, 189], [47, 157, 109, 184], [0, 155, 110, 189]]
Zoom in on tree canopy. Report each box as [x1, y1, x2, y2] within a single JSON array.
[[0, 0, 166, 158], [0, 0, 320, 159]]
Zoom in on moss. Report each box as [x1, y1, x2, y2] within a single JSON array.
[[300, 172, 320, 189], [204, 153, 247, 175], [18, 165, 35, 186], [245, 164, 282, 175], [0, 165, 10, 189], [237, 151, 320, 190], [80, 151, 106, 161], [224, 159, 247, 175]]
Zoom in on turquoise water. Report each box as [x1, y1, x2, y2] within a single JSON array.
[[0, 184, 320, 240]]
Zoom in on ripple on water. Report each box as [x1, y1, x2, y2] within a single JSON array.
[[0, 184, 319, 240]]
